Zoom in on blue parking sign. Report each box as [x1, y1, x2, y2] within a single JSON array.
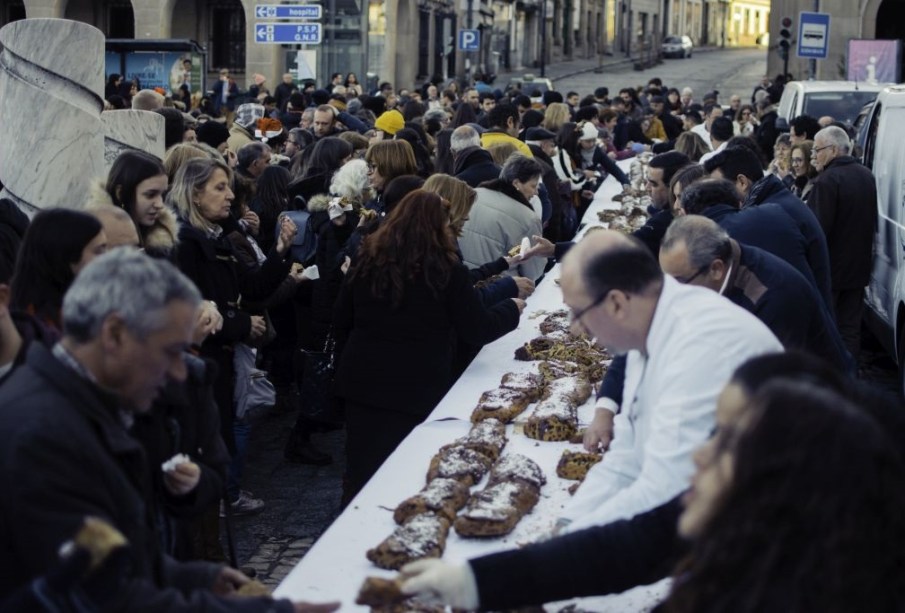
[[458, 29, 480, 51], [798, 12, 830, 59]]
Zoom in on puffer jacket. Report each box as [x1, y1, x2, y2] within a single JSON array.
[[459, 179, 545, 281]]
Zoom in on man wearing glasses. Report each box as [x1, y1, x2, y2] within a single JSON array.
[[808, 126, 878, 363], [556, 231, 780, 533]]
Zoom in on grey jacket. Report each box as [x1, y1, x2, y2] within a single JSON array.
[[458, 180, 546, 281]]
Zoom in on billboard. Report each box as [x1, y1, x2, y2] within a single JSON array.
[[847, 39, 901, 84]]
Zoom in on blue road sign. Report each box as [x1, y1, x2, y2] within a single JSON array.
[[798, 11, 830, 59], [458, 29, 480, 52], [255, 22, 323, 44], [254, 5, 322, 19]]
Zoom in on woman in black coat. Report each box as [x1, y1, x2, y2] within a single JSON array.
[[170, 157, 295, 511], [334, 190, 524, 504]]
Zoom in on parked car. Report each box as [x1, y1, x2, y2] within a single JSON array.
[[775, 80, 890, 130], [506, 74, 554, 104], [661, 35, 693, 59], [858, 85, 905, 393]]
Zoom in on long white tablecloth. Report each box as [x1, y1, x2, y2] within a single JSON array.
[[274, 160, 671, 611]]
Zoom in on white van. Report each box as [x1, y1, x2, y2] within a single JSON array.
[[776, 80, 889, 129], [859, 85, 905, 391]]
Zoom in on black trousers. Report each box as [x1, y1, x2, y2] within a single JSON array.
[[833, 287, 864, 365], [342, 400, 422, 506]]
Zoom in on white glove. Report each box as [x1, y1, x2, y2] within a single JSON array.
[[400, 559, 479, 610]]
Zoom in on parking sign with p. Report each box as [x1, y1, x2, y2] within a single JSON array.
[[458, 29, 480, 51]]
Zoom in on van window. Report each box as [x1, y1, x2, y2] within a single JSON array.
[[803, 91, 880, 125], [864, 102, 882, 170]]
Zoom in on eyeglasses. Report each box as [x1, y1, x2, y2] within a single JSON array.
[[673, 264, 709, 285], [366, 163, 376, 173], [812, 144, 835, 155], [569, 290, 610, 326]]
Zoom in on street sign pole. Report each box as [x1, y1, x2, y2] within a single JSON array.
[[809, 0, 819, 80], [797, 10, 830, 80]]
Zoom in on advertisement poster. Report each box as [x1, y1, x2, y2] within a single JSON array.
[[124, 52, 201, 92], [847, 39, 901, 84]]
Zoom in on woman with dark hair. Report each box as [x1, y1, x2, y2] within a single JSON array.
[[666, 87, 683, 113], [402, 352, 905, 612], [288, 136, 353, 205], [334, 189, 524, 503], [344, 73, 363, 98], [665, 379, 905, 612], [250, 164, 292, 254], [451, 101, 477, 129], [94, 149, 177, 257], [433, 128, 455, 175], [669, 163, 707, 216], [394, 128, 434, 177], [10, 209, 106, 334], [105, 73, 122, 100]]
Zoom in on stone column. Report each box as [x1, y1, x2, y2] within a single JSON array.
[[0, 18, 105, 214], [102, 110, 166, 168]]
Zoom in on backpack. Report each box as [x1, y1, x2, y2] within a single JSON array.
[[276, 196, 317, 265]]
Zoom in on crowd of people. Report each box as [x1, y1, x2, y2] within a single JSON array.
[[0, 65, 902, 612]]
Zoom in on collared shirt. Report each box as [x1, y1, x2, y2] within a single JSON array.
[[561, 276, 782, 531]]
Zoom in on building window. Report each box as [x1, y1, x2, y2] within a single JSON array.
[[210, 2, 245, 71], [108, 3, 135, 38]]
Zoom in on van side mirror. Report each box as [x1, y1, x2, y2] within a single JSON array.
[[775, 117, 790, 132]]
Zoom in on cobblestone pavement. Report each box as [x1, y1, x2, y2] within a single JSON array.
[[227, 406, 346, 589]]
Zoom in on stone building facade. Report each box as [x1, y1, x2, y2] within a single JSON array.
[[3, 0, 617, 89]]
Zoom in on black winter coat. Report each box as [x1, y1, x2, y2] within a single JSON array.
[[453, 147, 501, 188], [333, 263, 519, 417], [744, 173, 833, 311], [0, 344, 291, 613], [471, 495, 685, 610], [808, 156, 878, 290]]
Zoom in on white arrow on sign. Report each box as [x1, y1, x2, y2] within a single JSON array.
[[256, 6, 266, 17], [257, 27, 267, 38]]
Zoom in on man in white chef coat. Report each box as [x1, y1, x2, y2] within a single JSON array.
[[556, 230, 782, 532]]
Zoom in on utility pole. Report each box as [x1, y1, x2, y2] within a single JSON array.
[[808, 0, 818, 79], [466, 0, 474, 84], [540, 0, 547, 76]]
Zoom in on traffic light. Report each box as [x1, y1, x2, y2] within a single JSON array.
[[778, 16, 793, 60]]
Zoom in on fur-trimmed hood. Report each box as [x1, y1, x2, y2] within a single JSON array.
[[86, 179, 179, 255]]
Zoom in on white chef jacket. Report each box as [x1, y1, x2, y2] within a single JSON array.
[[561, 276, 782, 531]]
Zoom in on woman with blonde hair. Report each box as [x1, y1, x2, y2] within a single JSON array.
[[487, 141, 519, 167], [543, 102, 571, 133], [163, 142, 213, 183], [674, 131, 711, 163], [171, 156, 297, 514], [364, 139, 418, 213]]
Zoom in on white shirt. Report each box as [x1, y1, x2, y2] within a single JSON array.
[[690, 123, 712, 149], [560, 276, 782, 531], [698, 141, 727, 165]]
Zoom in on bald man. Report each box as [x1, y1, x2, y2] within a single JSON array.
[[557, 231, 781, 532], [86, 204, 140, 248]]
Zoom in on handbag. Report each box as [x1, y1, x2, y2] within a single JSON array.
[[298, 334, 336, 421], [234, 343, 276, 421]]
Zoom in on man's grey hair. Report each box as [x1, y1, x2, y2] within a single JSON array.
[[499, 154, 543, 184], [63, 249, 201, 343], [815, 125, 851, 154], [662, 215, 732, 269], [237, 142, 270, 171], [424, 108, 448, 123], [450, 125, 481, 154]]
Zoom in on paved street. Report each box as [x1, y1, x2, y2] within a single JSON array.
[[233, 47, 900, 593]]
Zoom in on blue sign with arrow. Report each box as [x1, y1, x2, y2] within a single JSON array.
[[797, 11, 830, 59], [254, 4, 322, 19], [255, 22, 323, 44]]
